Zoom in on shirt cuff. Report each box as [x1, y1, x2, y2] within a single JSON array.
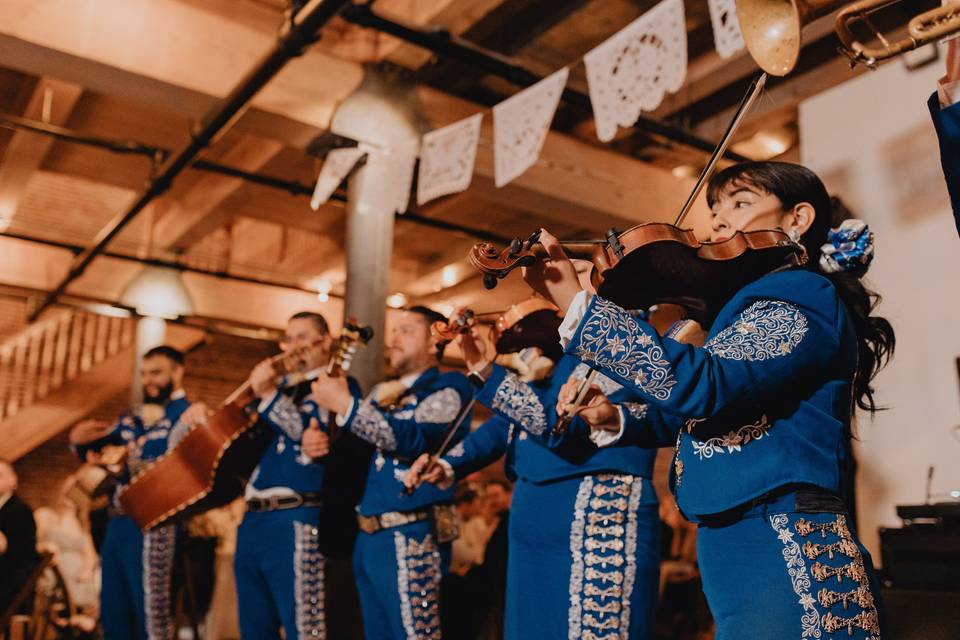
[[436, 458, 455, 490], [938, 76, 960, 108], [558, 290, 592, 349], [336, 398, 354, 427], [588, 405, 627, 448], [257, 390, 279, 414]]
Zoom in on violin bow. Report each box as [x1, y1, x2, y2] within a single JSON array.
[[554, 75, 769, 434], [402, 396, 476, 496], [676, 72, 768, 226]]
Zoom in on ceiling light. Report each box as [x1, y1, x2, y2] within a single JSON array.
[[387, 293, 408, 309], [440, 264, 458, 288], [119, 266, 195, 320]]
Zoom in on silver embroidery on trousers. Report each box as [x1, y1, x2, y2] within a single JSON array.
[[294, 521, 326, 639], [394, 532, 442, 640], [142, 525, 176, 640], [568, 474, 642, 639]]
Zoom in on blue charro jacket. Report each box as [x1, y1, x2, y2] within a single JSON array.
[[73, 393, 191, 513], [565, 269, 858, 520], [339, 367, 473, 517], [253, 377, 362, 495]]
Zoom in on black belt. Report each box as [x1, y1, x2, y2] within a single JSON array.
[[246, 492, 323, 513]]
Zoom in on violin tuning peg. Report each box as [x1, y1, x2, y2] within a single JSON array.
[[482, 274, 499, 290]]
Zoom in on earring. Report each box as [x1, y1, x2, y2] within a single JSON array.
[[787, 229, 801, 242]]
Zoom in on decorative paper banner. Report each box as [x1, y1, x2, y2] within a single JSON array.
[[708, 0, 745, 59], [310, 147, 364, 210], [492, 67, 569, 187], [583, 0, 687, 143], [417, 113, 483, 205], [360, 142, 417, 215]]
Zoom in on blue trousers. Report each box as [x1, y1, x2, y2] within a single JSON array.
[[508, 474, 660, 640], [698, 496, 885, 639], [234, 506, 324, 639], [353, 519, 450, 640], [100, 515, 176, 640]]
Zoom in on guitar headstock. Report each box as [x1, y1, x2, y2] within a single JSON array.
[[328, 317, 374, 375]]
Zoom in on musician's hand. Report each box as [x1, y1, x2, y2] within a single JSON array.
[[0, 531, 7, 555], [180, 402, 210, 427], [569, 386, 621, 435], [302, 418, 330, 459], [458, 325, 489, 372], [948, 38, 960, 84], [521, 229, 582, 312], [404, 453, 454, 491], [249, 359, 278, 398], [68, 419, 112, 445], [310, 373, 353, 416]]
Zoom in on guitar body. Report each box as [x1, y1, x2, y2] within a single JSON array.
[[119, 400, 272, 530]]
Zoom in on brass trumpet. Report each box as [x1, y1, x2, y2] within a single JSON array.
[[736, 0, 960, 76]]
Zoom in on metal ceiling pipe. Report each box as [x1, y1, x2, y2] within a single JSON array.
[[0, 111, 511, 246], [341, 1, 749, 162], [29, 0, 353, 321]]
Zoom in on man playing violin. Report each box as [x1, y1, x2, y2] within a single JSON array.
[[309, 306, 472, 640], [182, 311, 361, 640], [68, 345, 191, 640], [509, 161, 895, 639], [404, 299, 665, 640]]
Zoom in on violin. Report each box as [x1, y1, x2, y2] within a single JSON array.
[[468, 74, 798, 327], [470, 226, 807, 326], [430, 298, 562, 358]]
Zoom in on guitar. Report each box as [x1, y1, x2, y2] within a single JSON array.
[[119, 320, 372, 531]]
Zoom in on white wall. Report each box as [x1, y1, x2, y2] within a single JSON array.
[[800, 53, 960, 561]]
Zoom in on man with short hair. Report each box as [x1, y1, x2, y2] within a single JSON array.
[[69, 345, 191, 640], [0, 459, 39, 616], [184, 311, 362, 639], [310, 306, 472, 640]]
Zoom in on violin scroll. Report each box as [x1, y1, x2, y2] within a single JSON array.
[[430, 309, 477, 344]]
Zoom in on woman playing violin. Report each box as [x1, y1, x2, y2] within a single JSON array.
[[464, 161, 895, 640]]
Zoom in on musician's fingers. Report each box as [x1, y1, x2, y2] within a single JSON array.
[[538, 229, 569, 261], [308, 417, 320, 431]]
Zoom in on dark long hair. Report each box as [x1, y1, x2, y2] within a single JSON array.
[[706, 161, 895, 414]]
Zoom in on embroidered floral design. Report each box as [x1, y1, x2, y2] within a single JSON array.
[[445, 441, 466, 458], [622, 403, 648, 420], [769, 514, 822, 638], [143, 524, 176, 640], [704, 300, 809, 361], [351, 401, 398, 451], [569, 474, 642, 639], [294, 521, 325, 638], [575, 297, 676, 400], [492, 373, 547, 435], [571, 363, 622, 395], [267, 394, 305, 441], [414, 388, 462, 424], [689, 416, 771, 460], [394, 532, 442, 640]]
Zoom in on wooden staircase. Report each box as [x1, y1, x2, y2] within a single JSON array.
[[0, 307, 204, 460]]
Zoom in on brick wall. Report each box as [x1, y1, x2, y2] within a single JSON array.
[[13, 332, 277, 509]]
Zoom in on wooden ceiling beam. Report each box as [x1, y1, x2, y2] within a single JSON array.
[[0, 0, 690, 231], [0, 77, 83, 225]]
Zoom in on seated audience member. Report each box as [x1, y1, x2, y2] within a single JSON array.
[[0, 459, 40, 616]]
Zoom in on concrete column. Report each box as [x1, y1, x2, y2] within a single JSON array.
[[131, 316, 166, 405], [342, 161, 395, 391]]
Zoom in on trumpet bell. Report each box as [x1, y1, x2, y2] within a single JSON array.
[[735, 0, 845, 75]]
